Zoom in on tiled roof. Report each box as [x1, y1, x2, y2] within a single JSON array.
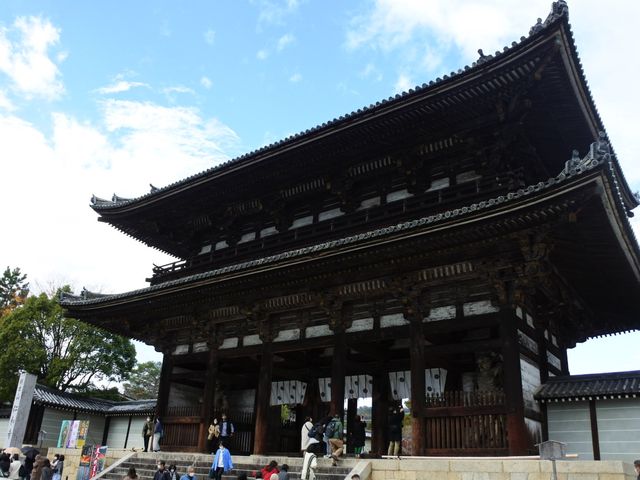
[[535, 370, 640, 402], [91, 1, 603, 213], [32, 384, 156, 416], [61, 140, 610, 308]]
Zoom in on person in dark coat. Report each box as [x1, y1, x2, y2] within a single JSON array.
[[387, 406, 404, 456], [39, 459, 52, 480], [153, 462, 170, 480], [350, 415, 366, 457]]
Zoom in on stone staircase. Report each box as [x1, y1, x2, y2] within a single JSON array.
[[100, 453, 355, 480]]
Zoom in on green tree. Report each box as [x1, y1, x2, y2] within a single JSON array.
[[0, 288, 136, 402], [0, 266, 29, 315], [122, 361, 161, 399]]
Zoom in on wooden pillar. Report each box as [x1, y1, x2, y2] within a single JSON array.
[[589, 399, 601, 460], [101, 417, 111, 445], [123, 415, 132, 449], [409, 317, 426, 456], [157, 350, 173, 419], [330, 331, 346, 418], [253, 340, 273, 454], [345, 398, 358, 454], [500, 306, 529, 455], [371, 365, 389, 455], [535, 319, 549, 384], [198, 343, 219, 452]]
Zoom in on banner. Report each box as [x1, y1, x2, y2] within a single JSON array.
[[76, 445, 93, 480], [58, 420, 90, 449], [89, 446, 107, 478]]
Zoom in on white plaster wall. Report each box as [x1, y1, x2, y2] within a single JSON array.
[[105, 416, 130, 449], [547, 402, 594, 460], [596, 398, 640, 462]]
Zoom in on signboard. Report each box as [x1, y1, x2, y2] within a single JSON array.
[[58, 420, 90, 448], [5, 371, 37, 448], [76, 445, 107, 480]]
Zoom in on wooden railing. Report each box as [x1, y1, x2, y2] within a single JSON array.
[[423, 390, 508, 456], [149, 169, 525, 283]]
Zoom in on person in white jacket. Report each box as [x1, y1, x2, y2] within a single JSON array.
[[300, 417, 314, 453], [300, 452, 317, 480]]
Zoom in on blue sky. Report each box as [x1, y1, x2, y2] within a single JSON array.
[[1, 0, 639, 374]]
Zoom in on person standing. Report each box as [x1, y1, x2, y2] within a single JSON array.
[[8, 454, 20, 480], [219, 414, 234, 445], [143, 417, 154, 452], [179, 466, 196, 480], [300, 452, 316, 480], [123, 467, 138, 480], [350, 415, 366, 457], [387, 406, 404, 457], [40, 459, 53, 480], [153, 417, 164, 452], [211, 442, 233, 480], [300, 417, 314, 453], [207, 418, 221, 454], [634, 459, 640, 480], [153, 462, 170, 480], [51, 455, 63, 480]]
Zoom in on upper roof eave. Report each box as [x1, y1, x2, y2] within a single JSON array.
[[90, 2, 607, 216]]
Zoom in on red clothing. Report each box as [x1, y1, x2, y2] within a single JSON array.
[[260, 467, 279, 480]]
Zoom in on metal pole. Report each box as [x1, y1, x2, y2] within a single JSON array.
[[551, 459, 557, 480]]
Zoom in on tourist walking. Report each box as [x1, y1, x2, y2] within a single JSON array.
[[210, 441, 233, 480], [219, 414, 234, 445], [179, 466, 196, 480], [300, 417, 314, 453], [143, 417, 154, 452], [167, 465, 179, 480], [153, 462, 170, 480], [277, 464, 288, 480], [29, 455, 42, 480], [207, 418, 221, 454], [123, 467, 138, 480], [327, 414, 344, 466], [260, 461, 278, 480], [300, 452, 316, 480], [153, 417, 164, 452]]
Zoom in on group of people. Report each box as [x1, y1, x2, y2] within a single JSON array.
[[123, 461, 197, 480], [300, 414, 366, 466], [142, 416, 165, 452], [0, 451, 64, 480], [206, 414, 235, 454]]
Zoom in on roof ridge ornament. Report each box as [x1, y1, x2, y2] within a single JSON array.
[[476, 49, 491, 66], [544, 0, 569, 27]]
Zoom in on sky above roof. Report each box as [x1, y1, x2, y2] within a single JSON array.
[[1, 0, 639, 373]]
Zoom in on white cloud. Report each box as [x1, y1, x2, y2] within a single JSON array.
[[0, 15, 64, 100], [0, 98, 242, 296], [360, 63, 383, 82], [289, 72, 302, 83], [254, 0, 301, 28], [256, 49, 269, 60], [200, 76, 213, 89], [0, 89, 15, 111], [163, 85, 195, 95], [393, 73, 412, 93], [96, 80, 148, 94], [204, 28, 216, 45], [277, 33, 295, 51]]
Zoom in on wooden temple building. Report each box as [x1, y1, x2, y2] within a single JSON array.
[[62, 1, 640, 457]]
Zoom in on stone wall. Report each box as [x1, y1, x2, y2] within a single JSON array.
[[369, 458, 636, 480]]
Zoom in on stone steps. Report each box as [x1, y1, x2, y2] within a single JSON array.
[[101, 453, 354, 480]]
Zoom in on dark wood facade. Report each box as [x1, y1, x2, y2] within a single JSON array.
[[63, 2, 640, 456]]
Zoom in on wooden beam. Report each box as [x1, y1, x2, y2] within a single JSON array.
[[589, 399, 601, 460], [330, 331, 347, 417]]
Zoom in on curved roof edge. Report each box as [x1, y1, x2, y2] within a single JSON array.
[[89, 1, 625, 215], [63, 134, 617, 308]]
